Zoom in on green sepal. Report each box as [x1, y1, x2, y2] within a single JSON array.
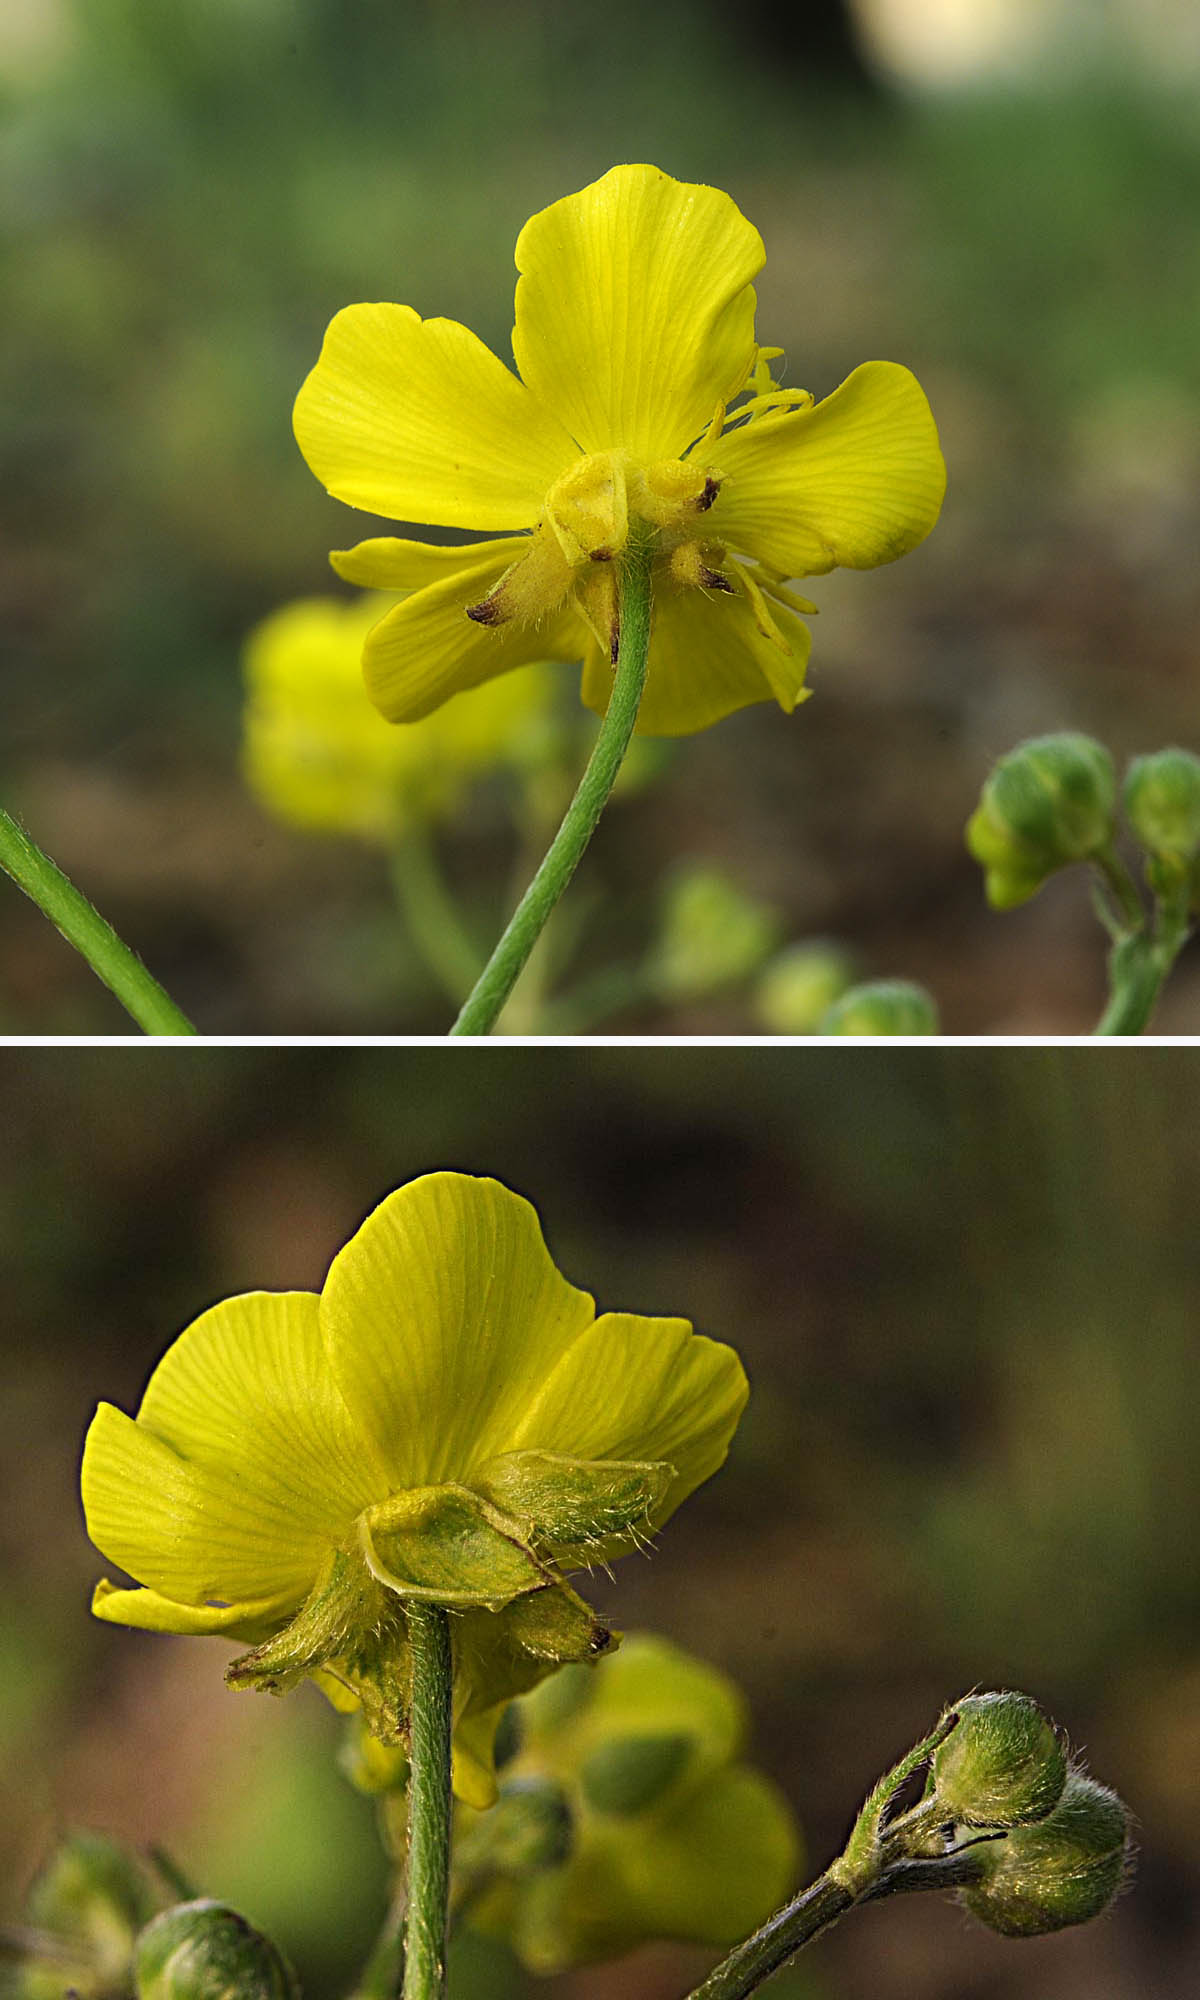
[[225, 1547, 412, 1745], [361, 1483, 552, 1606], [476, 1450, 673, 1561]]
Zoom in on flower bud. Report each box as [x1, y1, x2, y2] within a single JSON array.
[[21, 1831, 158, 1995], [966, 733, 1116, 908], [133, 1901, 299, 2000], [754, 941, 858, 1035], [961, 1771, 1131, 1937], [579, 1731, 694, 1815], [818, 980, 939, 1036], [932, 1693, 1067, 1828], [649, 867, 781, 1004], [1123, 748, 1200, 860]]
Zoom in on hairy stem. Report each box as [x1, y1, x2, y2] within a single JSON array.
[[403, 1604, 453, 2000], [684, 1875, 856, 2000], [450, 539, 652, 1035], [0, 805, 195, 1035]]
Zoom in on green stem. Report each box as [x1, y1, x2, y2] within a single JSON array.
[[450, 538, 652, 1035], [684, 1875, 856, 2000], [403, 1604, 453, 2000], [391, 827, 484, 1007], [0, 805, 196, 1035]]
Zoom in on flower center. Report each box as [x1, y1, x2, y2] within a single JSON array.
[[465, 447, 729, 661]]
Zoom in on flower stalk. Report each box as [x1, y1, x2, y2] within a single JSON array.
[[403, 1603, 454, 2000], [450, 537, 652, 1035], [0, 804, 196, 1036]]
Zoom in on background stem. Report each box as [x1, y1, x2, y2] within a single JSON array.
[[0, 805, 196, 1035], [403, 1604, 453, 2000], [450, 540, 652, 1036], [390, 827, 483, 1007]]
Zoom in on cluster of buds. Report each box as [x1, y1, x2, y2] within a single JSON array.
[[895, 1692, 1133, 1938], [967, 732, 1200, 915]]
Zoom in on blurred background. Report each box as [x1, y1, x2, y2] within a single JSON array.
[[2, 1042, 1199, 1997], [3, 0, 1200, 1033]]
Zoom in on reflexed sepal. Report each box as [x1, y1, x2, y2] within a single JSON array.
[[224, 1548, 411, 1746], [932, 1693, 1067, 1828], [475, 1450, 672, 1562], [960, 1771, 1132, 1937], [360, 1484, 552, 1606], [133, 1901, 299, 2000]]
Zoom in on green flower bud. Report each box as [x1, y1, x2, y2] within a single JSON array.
[[579, 1731, 695, 1816], [650, 867, 782, 1003], [932, 1693, 1067, 1828], [966, 733, 1116, 908], [754, 941, 858, 1035], [818, 980, 939, 1036], [1123, 748, 1200, 860], [20, 1832, 159, 1996], [133, 1902, 299, 2000], [961, 1771, 1131, 1938]]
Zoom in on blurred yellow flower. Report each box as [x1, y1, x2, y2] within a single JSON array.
[[82, 1173, 747, 1808], [294, 163, 945, 737], [242, 594, 562, 842], [459, 1634, 801, 1970]]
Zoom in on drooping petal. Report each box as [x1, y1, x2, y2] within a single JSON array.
[[294, 304, 578, 530], [91, 1579, 295, 1642], [713, 360, 946, 577], [329, 535, 521, 591], [318, 1174, 598, 1490], [82, 1292, 382, 1605], [581, 582, 810, 737], [503, 1312, 748, 1538], [361, 560, 585, 723], [513, 165, 763, 461]]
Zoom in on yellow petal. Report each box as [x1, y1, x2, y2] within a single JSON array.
[[294, 304, 577, 530], [505, 1313, 748, 1539], [318, 1173, 598, 1490], [329, 535, 521, 591], [91, 1578, 292, 1643], [581, 582, 810, 737], [532, 1765, 799, 1967], [713, 360, 946, 576], [362, 559, 584, 723], [513, 165, 763, 461], [82, 1291, 381, 1605]]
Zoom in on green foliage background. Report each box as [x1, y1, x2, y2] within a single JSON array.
[[1, 1043, 1197, 1996], [2, 0, 1200, 1030]]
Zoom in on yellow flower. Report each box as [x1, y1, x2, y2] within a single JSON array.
[[81, 1173, 747, 1809], [242, 594, 562, 842], [294, 163, 946, 738], [457, 1634, 801, 1970]]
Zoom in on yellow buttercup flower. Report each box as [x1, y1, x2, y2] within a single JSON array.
[[243, 594, 562, 842], [294, 163, 946, 737], [81, 1173, 747, 1809], [457, 1634, 801, 1970]]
